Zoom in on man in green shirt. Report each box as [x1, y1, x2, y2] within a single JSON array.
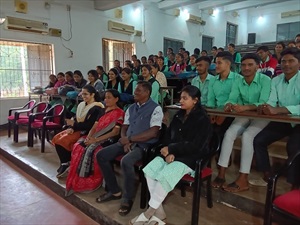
[[228, 43, 241, 74], [212, 53, 271, 192], [251, 47, 300, 189], [191, 56, 214, 105]]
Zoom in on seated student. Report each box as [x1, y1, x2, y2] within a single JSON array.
[[213, 53, 271, 192], [167, 52, 176, 68], [141, 56, 147, 65], [193, 47, 200, 58], [210, 46, 218, 64], [151, 64, 168, 104], [201, 50, 208, 57], [250, 47, 300, 189], [191, 56, 214, 106], [45, 74, 57, 89], [287, 41, 296, 48], [114, 60, 122, 74], [256, 46, 278, 78], [132, 59, 141, 76], [87, 69, 104, 93], [183, 50, 190, 65], [66, 70, 87, 99], [95, 81, 163, 216], [53, 72, 66, 89], [272, 42, 286, 77], [153, 55, 158, 64], [170, 53, 187, 75], [186, 54, 197, 72], [148, 58, 154, 66], [96, 66, 108, 86], [206, 51, 241, 173], [129, 85, 212, 225], [57, 71, 76, 97], [157, 56, 169, 72], [106, 68, 120, 90], [228, 43, 241, 74], [52, 85, 105, 178], [140, 65, 160, 103], [65, 89, 125, 195], [118, 68, 137, 106]]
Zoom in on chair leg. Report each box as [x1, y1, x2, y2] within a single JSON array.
[[8, 121, 11, 137], [206, 176, 213, 208], [27, 127, 33, 147], [140, 172, 148, 209], [181, 183, 186, 197], [191, 179, 202, 225], [13, 124, 19, 143], [41, 128, 46, 153]]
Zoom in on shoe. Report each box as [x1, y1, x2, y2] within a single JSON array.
[[96, 192, 122, 203], [56, 162, 70, 178], [249, 178, 267, 187], [56, 164, 63, 173], [119, 200, 133, 216]]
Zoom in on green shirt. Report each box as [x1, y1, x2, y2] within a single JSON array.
[[191, 74, 214, 106], [206, 71, 241, 108], [226, 72, 271, 106], [267, 71, 300, 115]]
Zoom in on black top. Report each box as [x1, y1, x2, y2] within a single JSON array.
[[162, 106, 212, 169], [106, 80, 120, 90], [75, 79, 88, 89]]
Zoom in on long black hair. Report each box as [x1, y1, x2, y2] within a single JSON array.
[[82, 84, 101, 102]]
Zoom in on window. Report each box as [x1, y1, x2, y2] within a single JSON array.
[[226, 22, 238, 45], [163, 38, 184, 55], [102, 39, 135, 72], [0, 40, 54, 98], [277, 22, 300, 41], [202, 36, 213, 52]]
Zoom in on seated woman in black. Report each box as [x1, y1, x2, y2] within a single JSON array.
[[118, 67, 137, 106], [106, 68, 120, 90], [130, 85, 212, 225]]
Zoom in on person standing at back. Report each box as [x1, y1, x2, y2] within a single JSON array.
[[228, 43, 241, 74]]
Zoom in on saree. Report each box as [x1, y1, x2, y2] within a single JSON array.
[[52, 101, 104, 151], [65, 108, 124, 194]]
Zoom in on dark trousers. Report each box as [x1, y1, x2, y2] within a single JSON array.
[[55, 144, 71, 164], [254, 123, 300, 185], [96, 142, 144, 203]]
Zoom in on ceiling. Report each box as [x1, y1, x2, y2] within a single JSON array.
[[94, 0, 293, 12]]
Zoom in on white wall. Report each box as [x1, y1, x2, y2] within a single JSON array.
[[0, 0, 299, 125], [247, 0, 300, 43]]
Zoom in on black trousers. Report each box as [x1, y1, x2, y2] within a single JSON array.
[[254, 123, 300, 185], [55, 144, 71, 164]]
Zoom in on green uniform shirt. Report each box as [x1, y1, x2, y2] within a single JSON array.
[[226, 72, 271, 106], [206, 71, 241, 108], [267, 71, 300, 115], [191, 74, 214, 105]]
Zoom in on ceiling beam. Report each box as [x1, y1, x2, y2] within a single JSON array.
[[198, 0, 246, 10], [158, 0, 205, 10], [223, 0, 287, 12]]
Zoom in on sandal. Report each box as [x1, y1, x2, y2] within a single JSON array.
[[211, 177, 226, 189], [96, 192, 122, 203], [222, 182, 249, 193], [147, 216, 166, 225], [119, 200, 133, 216], [129, 213, 149, 225]]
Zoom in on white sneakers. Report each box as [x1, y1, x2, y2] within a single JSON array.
[[249, 178, 268, 187]]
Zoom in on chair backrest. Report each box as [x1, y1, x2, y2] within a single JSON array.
[[26, 100, 36, 116], [32, 102, 49, 120], [46, 104, 65, 124]]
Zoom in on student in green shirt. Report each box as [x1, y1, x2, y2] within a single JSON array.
[[191, 56, 214, 106], [228, 43, 241, 74], [213, 53, 271, 192], [251, 47, 300, 188], [141, 65, 160, 104]]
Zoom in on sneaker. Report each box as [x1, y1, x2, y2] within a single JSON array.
[[56, 162, 70, 178], [249, 178, 267, 187]]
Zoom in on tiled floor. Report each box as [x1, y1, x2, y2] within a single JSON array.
[[0, 156, 99, 225], [0, 128, 292, 225]]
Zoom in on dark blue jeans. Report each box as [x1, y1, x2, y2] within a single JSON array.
[[253, 123, 300, 185], [96, 142, 143, 203]]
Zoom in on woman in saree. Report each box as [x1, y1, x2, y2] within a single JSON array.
[[52, 85, 104, 178], [65, 89, 125, 195]]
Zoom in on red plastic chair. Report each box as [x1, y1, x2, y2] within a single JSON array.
[[27, 104, 65, 153], [8, 100, 36, 140], [12, 102, 48, 143], [264, 152, 300, 225]]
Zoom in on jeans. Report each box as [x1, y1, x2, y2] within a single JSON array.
[[218, 118, 269, 173], [254, 123, 300, 185], [96, 142, 144, 202]]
